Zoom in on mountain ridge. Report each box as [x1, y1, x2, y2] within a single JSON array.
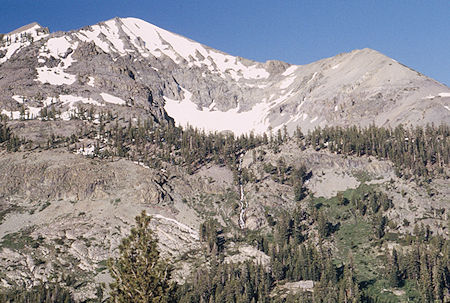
[[0, 17, 449, 136]]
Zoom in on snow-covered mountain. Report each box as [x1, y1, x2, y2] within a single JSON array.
[[1, 17, 449, 135]]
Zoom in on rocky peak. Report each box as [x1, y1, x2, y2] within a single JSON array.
[[0, 17, 448, 137], [5, 22, 45, 35]]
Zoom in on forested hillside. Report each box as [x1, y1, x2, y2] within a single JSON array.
[[0, 113, 448, 302]]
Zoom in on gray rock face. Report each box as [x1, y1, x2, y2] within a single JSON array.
[[0, 17, 448, 136]]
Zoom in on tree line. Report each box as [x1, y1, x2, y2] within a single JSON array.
[[300, 124, 449, 178]]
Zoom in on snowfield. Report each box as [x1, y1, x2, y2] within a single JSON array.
[[164, 88, 270, 135], [164, 87, 300, 135]]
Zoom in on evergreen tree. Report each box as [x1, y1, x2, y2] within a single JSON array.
[[388, 248, 400, 287], [108, 211, 175, 303]]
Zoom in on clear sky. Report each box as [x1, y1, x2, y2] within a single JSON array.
[[1, 0, 449, 86]]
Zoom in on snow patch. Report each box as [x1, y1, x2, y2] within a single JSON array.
[[438, 92, 450, 97], [331, 64, 340, 70], [12, 95, 25, 103], [281, 66, 298, 76], [58, 95, 104, 120], [2, 96, 62, 120], [100, 93, 126, 105], [59, 95, 103, 107], [133, 161, 150, 169], [1, 110, 21, 120], [35, 40, 78, 86], [35, 67, 77, 85], [42, 37, 72, 58], [76, 145, 95, 156], [26, 106, 42, 118], [87, 77, 95, 87], [1, 107, 41, 120]]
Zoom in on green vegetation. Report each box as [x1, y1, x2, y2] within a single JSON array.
[[107, 211, 175, 303], [3, 106, 447, 180], [0, 230, 34, 250], [302, 124, 449, 178], [177, 184, 448, 302], [0, 283, 74, 303], [0, 116, 22, 151]]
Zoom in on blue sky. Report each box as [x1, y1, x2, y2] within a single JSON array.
[[1, 0, 449, 86]]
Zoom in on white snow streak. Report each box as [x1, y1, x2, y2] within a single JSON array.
[[100, 93, 126, 105], [281, 66, 298, 76], [238, 156, 247, 229], [307, 72, 318, 85], [133, 161, 150, 169], [153, 214, 199, 240], [0, 43, 22, 63]]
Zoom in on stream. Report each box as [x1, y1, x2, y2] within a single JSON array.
[[238, 155, 247, 229]]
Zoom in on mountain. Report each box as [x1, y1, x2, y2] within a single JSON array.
[[0, 17, 449, 136], [0, 18, 449, 302]]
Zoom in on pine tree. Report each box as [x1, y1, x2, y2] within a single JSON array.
[[388, 248, 400, 287], [108, 211, 175, 303], [432, 259, 444, 302]]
